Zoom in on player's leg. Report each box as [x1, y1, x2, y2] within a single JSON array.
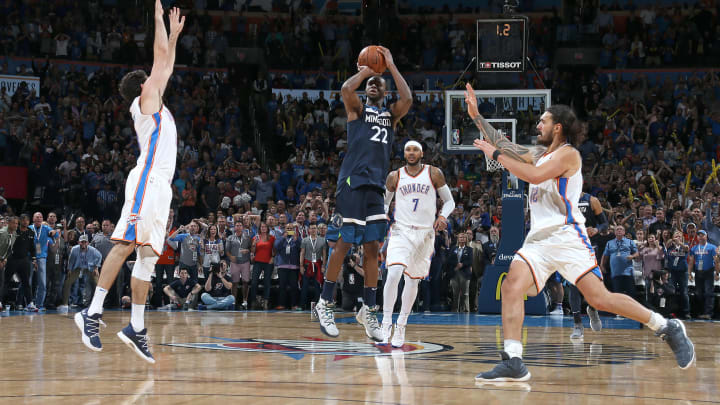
[[392, 274, 420, 348], [116, 245, 157, 364], [355, 240, 384, 341], [315, 237, 351, 338], [381, 264, 403, 343], [568, 283, 584, 339], [476, 258, 536, 382], [577, 274, 695, 369]]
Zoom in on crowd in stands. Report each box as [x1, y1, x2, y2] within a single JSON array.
[[0, 0, 719, 319]]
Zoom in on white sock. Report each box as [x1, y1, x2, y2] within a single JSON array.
[[397, 275, 419, 326], [504, 339, 523, 359], [88, 287, 108, 316], [382, 265, 404, 325], [131, 303, 145, 332], [645, 311, 668, 331]]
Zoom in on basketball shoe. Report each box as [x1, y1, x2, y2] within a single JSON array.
[[315, 298, 339, 337], [356, 305, 383, 342], [656, 319, 695, 369], [379, 322, 392, 345], [75, 309, 105, 351], [117, 324, 155, 364], [475, 351, 531, 382], [391, 325, 406, 348], [587, 306, 602, 331], [570, 325, 584, 339]]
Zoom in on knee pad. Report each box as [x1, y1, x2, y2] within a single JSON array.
[[131, 248, 159, 282]]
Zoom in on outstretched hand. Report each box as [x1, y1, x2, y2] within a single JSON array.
[[433, 216, 448, 232], [168, 7, 185, 35], [155, 0, 164, 19], [473, 138, 497, 157], [465, 83, 479, 119], [357, 63, 381, 77], [376, 46, 395, 68]]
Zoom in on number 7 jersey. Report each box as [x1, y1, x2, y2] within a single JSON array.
[[394, 165, 437, 228], [337, 104, 394, 191]]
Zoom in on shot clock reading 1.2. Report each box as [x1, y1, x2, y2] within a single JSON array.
[[476, 18, 527, 73]]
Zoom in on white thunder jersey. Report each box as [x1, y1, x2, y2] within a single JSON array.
[[394, 165, 436, 228], [527, 144, 585, 236], [111, 97, 177, 253], [130, 96, 177, 181]]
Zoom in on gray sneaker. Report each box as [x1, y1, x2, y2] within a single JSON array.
[[314, 298, 339, 337], [356, 305, 383, 342], [570, 325, 584, 340], [656, 319, 695, 369], [587, 306, 602, 331], [475, 351, 531, 382]]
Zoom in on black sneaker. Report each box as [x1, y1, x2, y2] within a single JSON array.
[[656, 319, 695, 369], [475, 351, 531, 382], [117, 324, 155, 364]]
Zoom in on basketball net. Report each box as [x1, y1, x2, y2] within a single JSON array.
[[481, 129, 505, 172]]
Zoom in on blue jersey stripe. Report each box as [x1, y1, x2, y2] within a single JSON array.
[[124, 112, 161, 241], [558, 177, 596, 255]]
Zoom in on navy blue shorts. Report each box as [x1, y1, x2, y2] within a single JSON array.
[[326, 183, 387, 245]]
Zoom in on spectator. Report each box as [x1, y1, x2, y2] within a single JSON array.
[[163, 268, 202, 310], [226, 221, 252, 309], [665, 230, 690, 318], [249, 222, 275, 309], [448, 232, 473, 312], [29, 212, 57, 310], [299, 222, 327, 309], [155, 210, 178, 307], [7, 214, 35, 310], [602, 226, 639, 299], [0, 216, 19, 311], [273, 222, 301, 310], [44, 214, 66, 310], [201, 224, 225, 275], [199, 262, 235, 310], [639, 233, 665, 301], [58, 235, 101, 312], [341, 249, 365, 311], [688, 230, 718, 319], [168, 221, 204, 284]]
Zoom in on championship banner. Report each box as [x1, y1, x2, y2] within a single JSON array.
[[0, 75, 40, 97]]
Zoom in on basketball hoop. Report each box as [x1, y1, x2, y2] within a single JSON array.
[[481, 129, 505, 172]]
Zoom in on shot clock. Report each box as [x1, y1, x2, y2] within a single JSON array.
[[476, 18, 527, 73]]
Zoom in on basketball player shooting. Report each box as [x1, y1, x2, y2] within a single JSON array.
[[465, 83, 695, 382], [75, 0, 184, 364], [315, 46, 412, 341], [380, 141, 455, 347]]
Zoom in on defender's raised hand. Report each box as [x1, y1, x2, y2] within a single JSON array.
[[168, 7, 185, 35]]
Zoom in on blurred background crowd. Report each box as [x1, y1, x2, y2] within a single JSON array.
[[1, 0, 719, 319]]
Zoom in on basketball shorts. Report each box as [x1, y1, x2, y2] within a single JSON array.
[[326, 183, 387, 245], [230, 262, 251, 283], [514, 224, 601, 293], [386, 223, 435, 279], [111, 167, 172, 255]]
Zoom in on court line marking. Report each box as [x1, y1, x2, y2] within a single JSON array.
[[0, 379, 716, 403]]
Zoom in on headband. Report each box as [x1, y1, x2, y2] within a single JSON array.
[[404, 140, 423, 151]]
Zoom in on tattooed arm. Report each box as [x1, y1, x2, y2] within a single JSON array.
[[464, 83, 546, 164]]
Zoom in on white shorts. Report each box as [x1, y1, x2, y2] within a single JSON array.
[[386, 223, 435, 279], [111, 167, 172, 255], [514, 224, 600, 292]]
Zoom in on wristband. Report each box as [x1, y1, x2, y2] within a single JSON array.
[[492, 150, 502, 160]]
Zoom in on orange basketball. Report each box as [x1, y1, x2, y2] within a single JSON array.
[[358, 45, 386, 73]]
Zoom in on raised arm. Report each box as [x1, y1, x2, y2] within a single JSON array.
[[464, 83, 545, 164], [140, 2, 185, 115], [342, 65, 380, 121], [377, 47, 412, 126]]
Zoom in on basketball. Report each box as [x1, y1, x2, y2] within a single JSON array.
[[358, 45, 386, 73]]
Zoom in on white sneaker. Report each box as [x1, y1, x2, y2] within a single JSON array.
[[356, 305, 383, 342], [26, 303, 39, 312], [549, 307, 564, 316], [314, 298, 339, 337], [391, 324, 406, 348], [57, 305, 69, 313], [587, 306, 603, 331], [380, 322, 393, 344]]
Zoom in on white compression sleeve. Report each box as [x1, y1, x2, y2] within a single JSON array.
[[384, 189, 395, 214], [437, 184, 455, 219], [397, 275, 419, 326], [383, 264, 404, 325]]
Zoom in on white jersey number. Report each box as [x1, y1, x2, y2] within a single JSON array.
[[370, 125, 388, 144]]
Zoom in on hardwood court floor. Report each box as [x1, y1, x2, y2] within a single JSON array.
[[0, 310, 717, 404]]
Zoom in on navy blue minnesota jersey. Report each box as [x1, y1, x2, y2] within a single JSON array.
[[337, 104, 394, 190], [578, 193, 598, 227]]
